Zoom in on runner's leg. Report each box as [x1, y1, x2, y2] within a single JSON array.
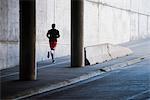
[[50, 41, 57, 63], [51, 49, 55, 63]]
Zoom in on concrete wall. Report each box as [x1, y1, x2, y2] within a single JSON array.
[[36, 0, 71, 62], [0, 0, 71, 70], [0, 0, 150, 70], [0, 0, 19, 69], [84, 0, 150, 46]]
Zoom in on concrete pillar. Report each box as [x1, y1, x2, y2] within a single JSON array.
[[19, 0, 36, 80], [71, 0, 84, 67]]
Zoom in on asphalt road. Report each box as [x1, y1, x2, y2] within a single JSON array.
[[28, 57, 150, 100]]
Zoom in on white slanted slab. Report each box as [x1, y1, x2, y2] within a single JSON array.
[[84, 43, 133, 65]]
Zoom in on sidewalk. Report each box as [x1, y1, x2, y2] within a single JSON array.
[[1, 38, 150, 99]]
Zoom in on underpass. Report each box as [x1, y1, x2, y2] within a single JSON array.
[[0, 0, 150, 99], [1, 38, 150, 99], [28, 56, 150, 100]]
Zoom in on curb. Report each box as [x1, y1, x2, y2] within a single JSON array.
[[8, 70, 105, 100], [7, 55, 149, 100], [100, 55, 150, 72]]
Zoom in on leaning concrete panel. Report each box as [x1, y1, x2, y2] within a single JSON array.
[[85, 44, 111, 65], [85, 43, 133, 65], [108, 44, 133, 59]]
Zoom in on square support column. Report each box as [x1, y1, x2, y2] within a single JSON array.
[[71, 0, 84, 67], [19, 0, 36, 80]]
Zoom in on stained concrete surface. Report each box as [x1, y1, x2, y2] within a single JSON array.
[[0, 38, 150, 99], [29, 57, 150, 100]]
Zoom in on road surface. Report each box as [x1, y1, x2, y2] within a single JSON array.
[[28, 57, 150, 100]]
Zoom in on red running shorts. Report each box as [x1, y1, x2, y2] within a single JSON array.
[[49, 41, 57, 49]]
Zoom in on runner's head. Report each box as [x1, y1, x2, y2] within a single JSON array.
[[52, 24, 55, 29]]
